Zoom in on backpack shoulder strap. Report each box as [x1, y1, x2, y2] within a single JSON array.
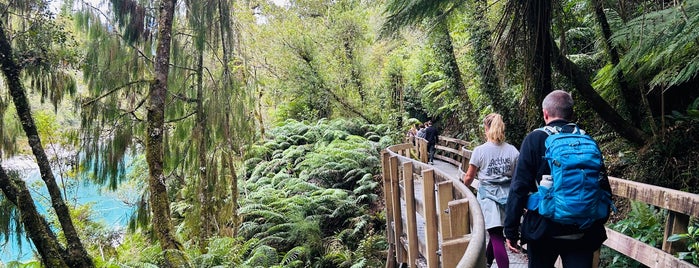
[[536, 125, 560, 135], [563, 123, 586, 135], [537, 123, 587, 135]]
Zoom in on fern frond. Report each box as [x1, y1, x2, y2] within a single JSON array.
[[243, 244, 279, 268], [611, 1, 699, 88], [281, 246, 309, 265]]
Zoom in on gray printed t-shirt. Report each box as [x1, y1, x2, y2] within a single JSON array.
[[469, 141, 519, 229]]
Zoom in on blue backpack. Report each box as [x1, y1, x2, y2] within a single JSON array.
[[526, 124, 614, 229]]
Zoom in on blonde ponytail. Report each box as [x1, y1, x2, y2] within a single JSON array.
[[484, 113, 506, 144]]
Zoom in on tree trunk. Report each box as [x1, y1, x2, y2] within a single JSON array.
[[591, 0, 645, 128], [389, 70, 404, 129], [430, 18, 475, 131], [146, 1, 186, 264], [523, 0, 552, 129], [195, 48, 212, 252], [468, 0, 525, 144], [341, 32, 365, 102], [224, 150, 239, 236], [0, 167, 69, 267], [549, 34, 648, 146], [218, 0, 241, 236], [0, 22, 94, 268]]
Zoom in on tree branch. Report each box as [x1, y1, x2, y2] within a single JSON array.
[[165, 111, 197, 123], [82, 79, 151, 107]]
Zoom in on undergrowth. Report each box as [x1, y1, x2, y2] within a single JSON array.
[[237, 118, 397, 267]]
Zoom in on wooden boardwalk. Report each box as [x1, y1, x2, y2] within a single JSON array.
[[385, 137, 699, 268], [418, 160, 528, 268]]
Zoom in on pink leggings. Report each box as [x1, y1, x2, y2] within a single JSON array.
[[487, 227, 509, 267]]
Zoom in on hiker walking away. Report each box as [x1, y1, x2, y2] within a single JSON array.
[[504, 90, 613, 267], [417, 124, 427, 139], [463, 113, 519, 268], [424, 120, 438, 164]]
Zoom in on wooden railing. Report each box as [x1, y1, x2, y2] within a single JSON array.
[[383, 137, 483, 268], [384, 136, 699, 268], [604, 178, 699, 267], [407, 136, 472, 168]]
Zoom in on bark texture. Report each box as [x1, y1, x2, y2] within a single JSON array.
[[0, 22, 93, 268], [146, 1, 186, 264]]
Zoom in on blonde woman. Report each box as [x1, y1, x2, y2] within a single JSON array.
[[463, 113, 519, 267]]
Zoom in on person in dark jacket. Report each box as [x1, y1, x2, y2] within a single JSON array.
[[504, 90, 611, 267], [424, 120, 438, 164]]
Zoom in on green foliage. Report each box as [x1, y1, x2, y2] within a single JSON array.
[[33, 110, 59, 142], [627, 103, 699, 191], [4, 260, 42, 268], [610, 202, 666, 247], [610, 1, 699, 88], [111, 231, 162, 266], [238, 118, 390, 267], [667, 97, 699, 123], [188, 237, 260, 267], [668, 220, 699, 265], [604, 201, 666, 267], [243, 244, 279, 267], [0, 171, 25, 253], [380, 0, 457, 38]]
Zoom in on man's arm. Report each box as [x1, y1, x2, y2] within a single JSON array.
[[504, 132, 544, 243]]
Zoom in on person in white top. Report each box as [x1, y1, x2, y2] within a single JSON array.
[[463, 113, 520, 268]]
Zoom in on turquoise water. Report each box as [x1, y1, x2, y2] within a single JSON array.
[[1, 168, 134, 263]]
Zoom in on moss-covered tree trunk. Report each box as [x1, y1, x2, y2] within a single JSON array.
[[430, 18, 474, 131], [0, 22, 93, 268], [0, 167, 69, 267], [522, 0, 552, 129], [468, 0, 525, 143], [146, 1, 186, 263], [195, 48, 213, 252], [218, 0, 241, 237]]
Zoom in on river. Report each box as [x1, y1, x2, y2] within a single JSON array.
[[1, 155, 134, 263]]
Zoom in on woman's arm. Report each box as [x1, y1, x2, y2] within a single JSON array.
[[463, 164, 478, 187]]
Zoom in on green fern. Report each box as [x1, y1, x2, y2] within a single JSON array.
[[236, 119, 389, 267], [610, 1, 699, 88], [610, 201, 666, 247], [243, 245, 279, 268]]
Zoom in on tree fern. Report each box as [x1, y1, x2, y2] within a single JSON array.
[[236, 119, 390, 266], [610, 1, 699, 88], [243, 244, 279, 268]]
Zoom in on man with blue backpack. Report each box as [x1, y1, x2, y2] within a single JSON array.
[[504, 90, 614, 267]]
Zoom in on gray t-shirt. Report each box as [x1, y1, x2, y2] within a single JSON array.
[[469, 141, 519, 229]]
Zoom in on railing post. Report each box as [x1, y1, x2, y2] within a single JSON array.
[[389, 156, 406, 264], [381, 152, 397, 268], [449, 199, 471, 236], [442, 235, 471, 268], [438, 181, 454, 240], [419, 139, 428, 163], [422, 169, 439, 267], [663, 211, 689, 254], [403, 162, 419, 267], [443, 198, 471, 268]]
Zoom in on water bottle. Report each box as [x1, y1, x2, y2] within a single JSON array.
[[540, 175, 553, 188]]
